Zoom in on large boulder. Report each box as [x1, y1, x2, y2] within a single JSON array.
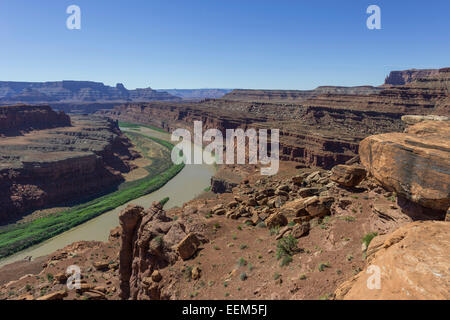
[[330, 165, 366, 187], [265, 212, 288, 229], [335, 221, 450, 300], [176, 233, 200, 260], [359, 120, 450, 212]]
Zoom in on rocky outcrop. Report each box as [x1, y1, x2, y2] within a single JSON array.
[[401, 114, 449, 126], [0, 105, 70, 136], [335, 221, 450, 300], [210, 167, 242, 194], [330, 165, 366, 187], [384, 69, 441, 85], [359, 120, 450, 213], [118, 204, 144, 299], [211, 176, 239, 193], [0, 114, 138, 222], [118, 202, 206, 300]]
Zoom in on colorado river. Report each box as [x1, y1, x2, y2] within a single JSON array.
[[0, 126, 216, 267]]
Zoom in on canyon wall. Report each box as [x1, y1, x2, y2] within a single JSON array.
[[223, 86, 381, 102], [99, 68, 448, 169], [0, 109, 138, 223], [0, 81, 180, 104], [98, 99, 403, 169], [384, 68, 441, 85], [0, 105, 71, 136]]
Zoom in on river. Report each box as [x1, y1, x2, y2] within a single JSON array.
[[0, 126, 216, 267]]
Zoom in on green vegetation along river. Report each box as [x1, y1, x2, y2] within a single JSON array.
[[0, 124, 216, 267]]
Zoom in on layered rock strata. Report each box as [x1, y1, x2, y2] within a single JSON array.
[[335, 221, 450, 300], [0, 104, 70, 136], [0, 113, 138, 222], [360, 120, 450, 213]]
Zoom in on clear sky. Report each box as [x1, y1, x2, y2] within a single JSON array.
[[0, 0, 449, 90]]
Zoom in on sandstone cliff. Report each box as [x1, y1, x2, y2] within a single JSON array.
[[384, 68, 441, 85], [118, 203, 207, 300], [0, 113, 138, 223], [99, 68, 449, 170], [360, 119, 449, 214], [98, 99, 403, 169], [335, 221, 450, 300], [0, 105, 71, 136]]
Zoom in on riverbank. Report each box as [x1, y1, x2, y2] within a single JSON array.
[[0, 127, 184, 259], [0, 125, 216, 267]]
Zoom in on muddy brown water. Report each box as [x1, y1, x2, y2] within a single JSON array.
[[0, 127, 216, 267]]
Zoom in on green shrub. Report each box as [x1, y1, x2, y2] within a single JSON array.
[[0, 131, 185, 259], [270, 226, 280, 236], [159, 197, 170, 207], [318, 262, 330, 272], [276, 235, 298, 267], [238, 257, 247, 267], [46, 273, 54, 282], [362, 232, 378, 248]]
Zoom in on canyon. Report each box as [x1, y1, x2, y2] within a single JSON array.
[[0, 107, 139, 223], [1, 114, 447, 300], [0, 67, 448, 301], [99, 68, 450, 169]]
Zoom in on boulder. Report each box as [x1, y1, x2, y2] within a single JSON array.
[[191, 266, 201, 280], [304, 196, 330, 218], [151, 270, 162, 282], [335, 221, 450, 300], [212, 204, 224, 213], [228, 201, 239, 209], [36, 290, 68, 300], [251, 212, 262, 225], [330, 165, 366, 187], [291, 175, 303, 185], [280, 198, 308, 217], [176, 233, 200, 260], [305, 171, 321, 184], [267, 196, 284, 208], [17, 294, 34, 301], [93, 261, 110, 271], [83, 290, 106, 300], [291, 222, 310, 238], [214, 209, 226, 216], [359, 120, 450, 212], [298, 187, 320, 197], [54, 273, 67, 284], [265, 212, 288, 228]]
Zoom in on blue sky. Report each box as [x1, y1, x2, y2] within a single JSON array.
[[0, 0, 449, 89]]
